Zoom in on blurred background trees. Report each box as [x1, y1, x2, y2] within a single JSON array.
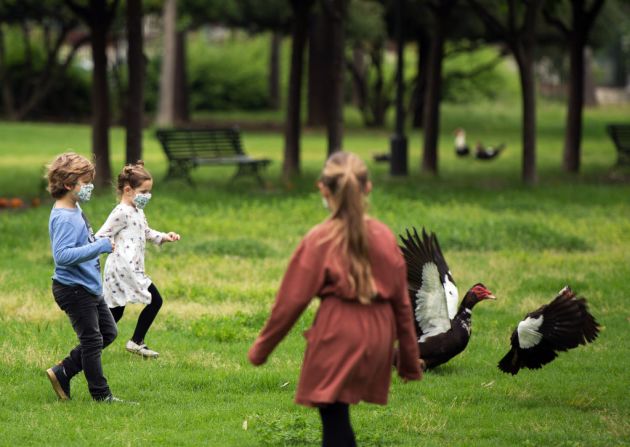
[[0, 0, 628, 184]]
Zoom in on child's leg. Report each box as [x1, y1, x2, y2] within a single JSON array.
[[110, 305, 125, 322], [318, 402, 356, 447], [131, 283, 163, 344], [53, 283, 117, 399]]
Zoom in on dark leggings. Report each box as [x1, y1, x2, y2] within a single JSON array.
[[110, 283, 163, 344], [318, 402, 356, 447]]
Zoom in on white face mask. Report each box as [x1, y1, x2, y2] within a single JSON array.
[[76, 183, 94, 202], [133, 192, 152, 209]]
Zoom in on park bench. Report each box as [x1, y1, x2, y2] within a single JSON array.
[[155, 127, 272, 186], [606, 124, 630, 166]]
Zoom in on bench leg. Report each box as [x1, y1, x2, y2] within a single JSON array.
[[165, 161, 195, 186], [231, 164, 267, 187], [618, 151, 630, 167]]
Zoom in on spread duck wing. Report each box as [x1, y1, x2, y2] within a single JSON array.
[[400, 227, 451, 342]]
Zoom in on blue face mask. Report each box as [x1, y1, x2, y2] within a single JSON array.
[[76, 183, 94, 202], [133, 192, 152, 209]]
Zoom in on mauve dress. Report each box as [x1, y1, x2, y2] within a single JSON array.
[[248, 218, 421, 407]]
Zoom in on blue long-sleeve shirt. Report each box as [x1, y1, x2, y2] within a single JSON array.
[[49, 205, 112, 296]]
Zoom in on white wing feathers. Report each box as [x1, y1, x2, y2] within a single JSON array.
[[415, 262, 451, 342], [517, 316, 544, 349], [443, 272, 459, 320]]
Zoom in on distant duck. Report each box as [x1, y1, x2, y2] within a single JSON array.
[[498, 286, 600, 375], [475, 142, 506, 160], [373, 153, 391, 163], [399, 227, 496, 370], [454, 128, 470, 157]]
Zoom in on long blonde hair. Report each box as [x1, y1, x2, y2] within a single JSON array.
[[320, 152, 375, 304]]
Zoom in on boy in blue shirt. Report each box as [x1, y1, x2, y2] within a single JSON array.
[[46, 152, 122, 402]]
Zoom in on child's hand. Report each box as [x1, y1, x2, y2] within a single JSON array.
[[164, 232, 181, 243]]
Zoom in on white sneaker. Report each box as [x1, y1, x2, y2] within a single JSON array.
[[125, 340, 159, 358]]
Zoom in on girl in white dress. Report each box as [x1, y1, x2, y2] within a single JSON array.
[[96, 161, 180, 358]]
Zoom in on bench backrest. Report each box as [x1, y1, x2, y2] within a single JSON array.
[[156, 128, 245, 160], [606, 124, 630, 151]]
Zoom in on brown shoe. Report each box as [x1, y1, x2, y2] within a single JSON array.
[[46, 363, 70, 400]]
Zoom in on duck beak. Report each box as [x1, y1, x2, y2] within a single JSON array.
[[485, 294, 496, 300]]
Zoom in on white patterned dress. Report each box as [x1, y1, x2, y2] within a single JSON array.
[[96, 203, 166, 307]]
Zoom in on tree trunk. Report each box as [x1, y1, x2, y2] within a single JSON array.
[[268, 31, 281, 110], [126, 0, 144, 164], [91, 20, 112, 188], [515, 47, 537, 185], [323, 0, 348, 156], [173, 29, 189, 124], [283, 0, 313, 178], [412, 32, 430, 129], [307, 13, 327, 127], [583, 46, 597, 107], [351, 44, 365, 107], [612, 37, 627, 87], [421, 18, 445, 174], [563, 33, 585, 173], [0, 26, 17, 120], [369, 43, 387, 127], [156, 0, 177, 126]]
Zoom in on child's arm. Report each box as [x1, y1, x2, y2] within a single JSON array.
[[52, 220, 112, 267], [391, 255, 422, 381], [143, 215, 168, 245], [95, 206, 127, 240], [248, 239, 325, 366]]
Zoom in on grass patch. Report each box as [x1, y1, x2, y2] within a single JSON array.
[[0, 101, 629, 445]]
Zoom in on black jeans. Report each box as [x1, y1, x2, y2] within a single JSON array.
[[52, 280, 118, 399]]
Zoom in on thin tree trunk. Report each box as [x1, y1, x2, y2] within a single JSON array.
[[545, 0, 604, 173], [412, 33, 430, 129], [351, 44, 365, 107], [283, 0, 313, 178], [323, 0, 348, 156], [307, 13, 327, 127], [421, 18, 445, 174], [268, 31, 281, 110], [91, 20, 112, 187], [173, 29, 189, 124], [583, 46, 597, 106], [157, 0, 177, 126], [516, 48, 537, 185], [563, 35, 585, 173], [126, 0, 144, 164], [0, 25, 17, 120]]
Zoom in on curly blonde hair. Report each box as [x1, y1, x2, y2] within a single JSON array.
[[46, 152, 95, 199]]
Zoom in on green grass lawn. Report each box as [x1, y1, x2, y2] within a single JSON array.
[[0, 101, 629, 446]]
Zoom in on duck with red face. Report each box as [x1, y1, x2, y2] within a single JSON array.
[[400, 228, 496, 370]]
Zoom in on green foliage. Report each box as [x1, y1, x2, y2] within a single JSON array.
[[347, 0, 386, 44], [186, 31, 274, 111], [0, 26, 91, 119], [442, 45, 517, 104]]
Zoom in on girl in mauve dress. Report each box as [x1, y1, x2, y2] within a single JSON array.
[[96, 161, 180, 358], [248, 151, 422, 447]]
